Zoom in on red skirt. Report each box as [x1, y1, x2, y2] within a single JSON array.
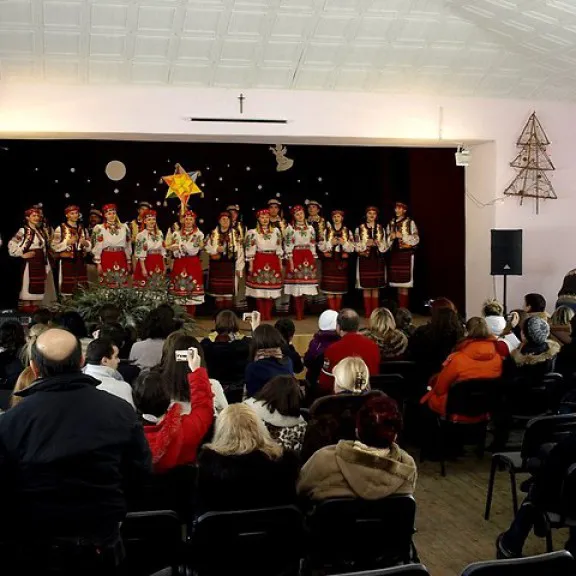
[[321, 252, 349, 294], [134, 253, 165, 289], [208, 257, 236, 296], [357, 247, 386, 289], [246, 252, 282, 297], [285, 248, 317, 286], [60, 256, 88, 295], [100, 249, 129, 288], [25, 249, 47, 295], [170, 256, 204, 299], [388, 249, 414, 287]]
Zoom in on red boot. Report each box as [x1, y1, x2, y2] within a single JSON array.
[[267, 299, 274, 320], [327, 295, 336, 311], [294, 297, 305, 320], [335, 295, 343, 311], [398, 291, 409, 309], [372, 295, 380, 313], [256, 299, 264, 319], [186, 305, 196, 317]]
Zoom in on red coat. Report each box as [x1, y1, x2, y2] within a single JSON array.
[[318, 332, 381, 395], [144, 367, 214, 474]]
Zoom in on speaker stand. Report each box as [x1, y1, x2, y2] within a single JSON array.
[[502, 272, 508, 316]]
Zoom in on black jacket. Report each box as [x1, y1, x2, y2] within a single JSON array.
[[0, 350, 23, 391], [0, 372, 151, 538], [201, 335, 251, 387]]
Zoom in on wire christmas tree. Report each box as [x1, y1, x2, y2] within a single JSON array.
[[504, 112, 557, 214]]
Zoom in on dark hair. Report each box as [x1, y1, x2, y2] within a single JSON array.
[[356, 396, 403, 449], [156, 303, 176, 323], [337, 309, 360, 333], [571, 315, 576, 344], [482, 300, 504, 317], [254, 375, 302, 417], [430, 297, 457, 312], [429, 307, 465, 342], [140, 309, 176, 340], [274, 318, 295, 343], [380, 298, 399, 317], [133, 371, 170, 418], [157, 332, 206, 402], [0, 321, 25, 354], [215, 310, 239, 335], [249, 325, 285, 360], [31, 338, 82, 377], [85, 338, 116, 366], [98, 323, 126, 349], [31, 308, 52, 326], [395, 308, 413, 331], [510, 309, 528, 340], [57, 311, 88, 339], [99, 303, 121, 325], [524, 293, 547, 313]]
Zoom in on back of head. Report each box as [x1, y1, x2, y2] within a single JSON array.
[[430, 307, 464, 340], [510, 309, 528, 341], [31, 308, 53, 327], [430, 297, 457, 313], [56, 311, 88, 340], [274, 318, 295, 343], [85, 337, 115, 366], [551, 306, 575, 327], [337, 308, 360, 334], [99, 303, 121, 325], [207, 403, 282, 459], [10, 366, 36, 408], [0, 320, 26, 354], [215, 309, 239, 335], [523, 315, 551, 347], [254, 375, 302, 417], [369, 307, 396, 336], [525, 293, 547, 313], [482, 299, 504, 318], [98, 323, 126, 350], [250, 324, 285, 359], [395, 308, 413, 331], [140, 309, 175, 340], [466, 317, 491, 340], [133, 370, 170, 418], [30, 328, 82, 378], [356, 395, 403, 449], [333, 356, 370, 394]]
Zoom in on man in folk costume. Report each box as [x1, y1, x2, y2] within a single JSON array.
[[88, 208, 103, 236], [386, 201, 420, 309], [129, 201, 152, 244], [134, 209, 166, 290], [267, 199, 287, 233], [51, 205, 91, 297], [227, 204, 248, 311], [319, 209, 355, 311], [91, 204, 132, 289], [85, 208, 103, 283], [167, 210, 205, 317], [284, 206, 318, 320], [355, 206, 389, 318], [8, 207, 52, 311], [245, 208, 284, 321], [226, 204, 246, 243], [205, 211, 245, 310]]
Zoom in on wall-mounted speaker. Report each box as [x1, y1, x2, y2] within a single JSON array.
[[491, 229, 522, 276]]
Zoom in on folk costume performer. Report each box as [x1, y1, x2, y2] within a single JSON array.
[[133, 209, 166, 290]]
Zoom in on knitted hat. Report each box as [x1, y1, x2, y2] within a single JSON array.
[[524, 316, 550, 346], [485, 316, 506, 337], [318, 310, 338, 331]]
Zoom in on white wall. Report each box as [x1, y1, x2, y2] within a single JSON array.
[[1, 84, 574, 316]]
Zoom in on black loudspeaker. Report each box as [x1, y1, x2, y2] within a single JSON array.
[[491, 229, 522, 276]]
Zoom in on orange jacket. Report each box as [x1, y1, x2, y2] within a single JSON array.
[[421, 338, 503, 416]]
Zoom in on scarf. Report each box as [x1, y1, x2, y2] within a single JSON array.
[[254, 347, 283, 362]]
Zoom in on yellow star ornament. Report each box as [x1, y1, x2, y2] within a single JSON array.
[[162, 165, 203, 213]]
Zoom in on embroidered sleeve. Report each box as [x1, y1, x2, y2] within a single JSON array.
[[51, 225, 67, 253], [91, 225, 104, 263], [377, 224, 389, 253], [204, 230, 218, 256], [342, 228, 355, 253], [8, 228, 26, 258], [354, 226, 367, 253], [284, 225, 295, 258], [309, 226, 318, 259], [82, 228, 92, 254], [245, 229, 257, 261], [386, 220, 394, 245], [124, 225, 133, 260], [404, 219, 420, 247], [135, 232, 147, 260], [275, 228, 284, 257]]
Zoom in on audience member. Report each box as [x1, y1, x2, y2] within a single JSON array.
[[556, 268, 576, 312], [550, 305, 574, 346], [395, 307, 416, 339], [20, 322, 49, 365], [362, 307, 408, 362], [304, 310, 340, 390], [129, 308, 175, 369], [497, 310, 525, 354], [30, 307, 53, 327], [56, 310, 92, 354], [197, 403, 299, 512], [83, 338, 135, 408], [556, 315, 576, 380], [297, 396, 416, 500], [482, 299, 507, 337], [421, 317, 503, 421], [245, 324, 294, 397], [98, 322, 140, 384], [10, 365, 35, 408], [524, 292, 548, 319], [318, 309, 380, 396], [275, 318, 304, 373], [0, 320, 25, 390], [133, 348, 214, 474], [245, 375, 307, 452], [430, 297, 458, 312], [99, 303, 122, 326], [201, 310, 251, 400], [0, 328, 151, 553], [333, 356, 371, 395]]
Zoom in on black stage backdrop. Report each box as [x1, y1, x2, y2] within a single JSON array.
[[0, 141, 465, 313]]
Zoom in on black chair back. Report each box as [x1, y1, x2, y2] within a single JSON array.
[[306, 495, 417, 572], [0, 389, 12, 411], [460, 550, 575, 575], [369, 374, 405, 407], [510, 373, 564, 418], [336, 565, 430, 576], [445, 379, 500, 418], [121, 510, 183, 576], [193, 505, 304, 576], [520, 414, 576, 464], [379, 361, 417, 380]]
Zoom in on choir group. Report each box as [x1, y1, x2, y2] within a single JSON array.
[[6, 199, 419, 319]]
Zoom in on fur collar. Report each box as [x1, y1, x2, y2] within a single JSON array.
[[244, 398, 305, 428], [361, 329, 408, 358], [512, 340, 560, 366]]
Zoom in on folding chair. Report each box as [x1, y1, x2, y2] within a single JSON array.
[[460, 550, 575, 575], [543, 463, 576, 552]]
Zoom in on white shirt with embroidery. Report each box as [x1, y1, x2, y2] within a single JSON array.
[[170, 228, 204, 258], [134, 229, 166, 260]]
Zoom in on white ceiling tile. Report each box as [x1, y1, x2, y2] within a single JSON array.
[[170, 63, 212, 85], [137, 6, 176, 31], [90, 4, 129, 29], [220, 39, 260, 62], [43, 58, 80, 81], [44, 31, 81, 55], [0, 58, 36, 79], [355, 16, 395, 40], [254, 66, 294, 87], [88, 59, 126, 83], [303, 42, 342, 65], [183, 8, 223, 35], [227, 11, 267, 36], [323, 0, 361, 13], [313, 15, 354, 39], [334, 68, 369, 90], [43, 2, 82, 27], [212, 64, 252, 87], [177, 37, 215, 60], [0, 1, 33, 26], [131, 61, 170, 83], [294, 66, 333, 88], [270, 13, 314, 38], [342, 43, 381, 66], [279, 0, 319, 10], [262, 41, 302, 63], [0, 30, 35, 53], [134, 35, 171, 58], [90, 33, 126, 57]]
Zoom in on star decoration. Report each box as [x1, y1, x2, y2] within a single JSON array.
[[162, 163, 203, 214]]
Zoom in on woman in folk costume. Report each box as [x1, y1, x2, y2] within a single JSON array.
[[167, 210, 205, 316], [205, 211, 245, 310], [355, 206, 389, 318], [386, 201, 419, 309], [319, 209, 355, 311], [245, 208, 284, 321], [284, 205, 318, 321], [51, 205, 91, 297], [134, 209, 166, 290], [8, 207, 53, 311]]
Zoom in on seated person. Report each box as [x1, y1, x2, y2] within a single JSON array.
[[304, 310, 340, 391], [550, 305, 574, 346], [197, 403, 300, 513], [275, 318, 304, 374], [361, 307, 409, 362], [98, 322, 140, 385], [133, 348, 213, 474], [297, 395, 417, 500], [395, 307, 416, 339], [0, 320, 25, 391]]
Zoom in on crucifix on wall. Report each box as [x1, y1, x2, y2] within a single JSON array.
[[238, 93, 245, 114]]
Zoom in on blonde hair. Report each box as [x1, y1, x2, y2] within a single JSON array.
[[333, 356, 371, 394], [369, 307, 396, 335], [466, 317, 491, 339], [482, 298, 504, 317], [20, 323, 50, 365], [551, 306, 574, 327], [10, 366, 36, 408], [206, 404, 283, 460]]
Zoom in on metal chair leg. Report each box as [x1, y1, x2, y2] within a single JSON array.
[[484, 455, 499, 520], [546, 528, 554, 552], [510, 469, 519, 515]]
